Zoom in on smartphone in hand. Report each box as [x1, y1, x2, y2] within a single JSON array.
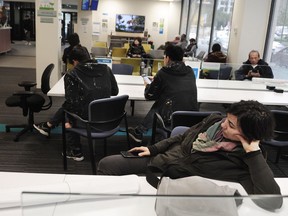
[[143, 76, 152, 84], [120, 151, 141, 158]]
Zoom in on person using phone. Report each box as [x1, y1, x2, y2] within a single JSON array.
[[97, 100, 282, 211], [128, 45, 198, 144], [235, 50, 274, 80]]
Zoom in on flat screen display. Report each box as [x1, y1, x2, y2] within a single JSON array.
[[115, 14, 145, 33], [90, 0, 99, 10], [81, 0, 90, 10]]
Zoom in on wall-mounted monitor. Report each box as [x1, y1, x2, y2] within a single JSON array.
[[90, 0, 99, 10], [115, 14, 145, 33], [81, 0, 90, 10], [81, 0, 99, 11]]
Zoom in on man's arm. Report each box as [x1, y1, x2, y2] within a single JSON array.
[[144, 73, 162, 100], [258, 65, 274, 78]]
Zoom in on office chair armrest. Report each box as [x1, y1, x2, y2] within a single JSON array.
[[18, 81, 37, 91], [63, 110, 88, 124], [13, 90, 35, 96]]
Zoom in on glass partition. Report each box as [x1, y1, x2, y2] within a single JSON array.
[[183, 59, 288, 81], [21, 192, 288, 216]]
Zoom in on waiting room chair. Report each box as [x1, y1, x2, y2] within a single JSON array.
[[261, 110, 288, 163], [120, 57, 142, 75], [112, 47, 127, 58], [93, 41, 107, 48], [5, 63, 55, 141], [112, 63, 134, 75], [62, 95, 130, 175], [152, 59, 164, 75], [91, 47, 108, 58], [142, 44, 152, 53], [151, 111, 222, 144]]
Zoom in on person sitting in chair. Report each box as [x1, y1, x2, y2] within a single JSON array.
[[97, 100, 282, 211], [34, 45, 118, 161], [235, 50, 274, 80]]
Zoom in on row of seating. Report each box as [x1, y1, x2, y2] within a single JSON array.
[[5, 63, 288, 175]]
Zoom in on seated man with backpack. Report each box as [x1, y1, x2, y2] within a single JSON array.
[[34, 45, 119, 161]]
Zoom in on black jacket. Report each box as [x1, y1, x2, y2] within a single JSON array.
[[148, 114, 282, 210], [235, 59, 274, 80], [63, 59, 119, 119], [144, 61, 198, 114], [127, 44, 146, 57]]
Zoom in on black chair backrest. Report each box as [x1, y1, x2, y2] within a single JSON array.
[[41, 63, 55, 94], [171, 111, 222, 129], [112, 64, 134, 75], [207, 64, 232, 80], [88, 95, 129, 131], [271, 110, 288, 141]]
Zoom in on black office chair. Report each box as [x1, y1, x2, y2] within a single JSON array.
[[151, 111, 222, 144], [261, 110, 288, 163], [112, 63, 134, 75], [62, 95, 130, 175], [5, 63, 55, 141]]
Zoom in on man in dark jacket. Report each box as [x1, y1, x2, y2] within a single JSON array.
[[128, 45, 198, 143], [235, 50, 274, 80], [34, 45, 118, 161], [97, 100, 282, 211]]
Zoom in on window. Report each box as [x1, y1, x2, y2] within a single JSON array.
[[269, 0, 288, 79], [183, 0, 234, 56]]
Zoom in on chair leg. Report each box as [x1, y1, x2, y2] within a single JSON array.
[[275, 148, 282, 164], [88, 138, 97, 175], [124, 115, 131, 149], [130, 100, 135, 116], [104, 139, 107, 156], [150, 113, 157, 145], [62, 116, 67, 171], [6, 111, 35, 142]]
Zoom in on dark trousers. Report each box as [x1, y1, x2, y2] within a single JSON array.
[[49, 105, 82, 151]]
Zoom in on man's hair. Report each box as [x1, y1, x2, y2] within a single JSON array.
[[226, 100, 274, 141], [212, 43, 221, 52], [68, 33, 80, 47], [248, 50, 260, 58], [68, 45, 90, 64], [164, 45, 184, 61]]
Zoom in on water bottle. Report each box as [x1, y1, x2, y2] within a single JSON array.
[[140, 61, 146, 76], [147, 64, 152, 76], [157, 62, 162, 71]]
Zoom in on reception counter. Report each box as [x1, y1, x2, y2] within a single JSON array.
[[0, 27, 11, 54]]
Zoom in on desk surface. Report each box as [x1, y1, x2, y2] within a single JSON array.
[[0, 172, 287, 216], [47, 75, 288, 105]]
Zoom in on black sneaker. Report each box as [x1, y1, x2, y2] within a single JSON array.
[[65, 149, 84, 162], [128, 127, 143, 143], [33, 122, 51, 136]]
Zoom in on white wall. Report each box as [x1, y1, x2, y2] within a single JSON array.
[[228, 0, 271, 63], [77, 0, 181, 51], [35, 0, 62, 87]]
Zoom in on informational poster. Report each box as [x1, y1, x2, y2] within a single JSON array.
[[159, 18, 164, 34], [102, 19, 108, 32], [38, 0, 57, 17], [152, 22, 158, 32], [93, 22, 100, 35]]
